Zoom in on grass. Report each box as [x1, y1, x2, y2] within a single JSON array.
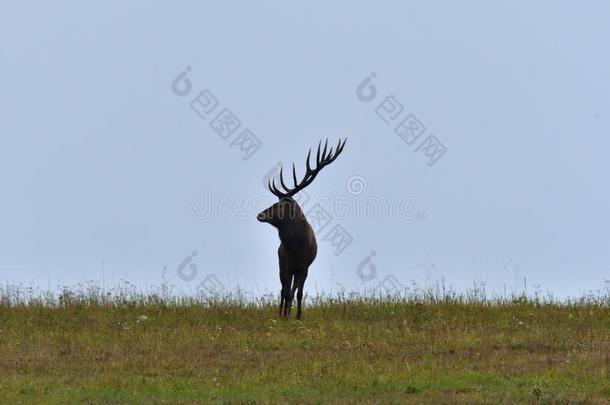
[[0, 282, 609, 404]]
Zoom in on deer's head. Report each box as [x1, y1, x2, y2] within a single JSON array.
[[256, 197, 300, 228], [257, 139, 347, 229]]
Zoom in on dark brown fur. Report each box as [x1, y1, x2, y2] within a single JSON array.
[[258, 138, 346, 320], [257, 198, 316, 319]]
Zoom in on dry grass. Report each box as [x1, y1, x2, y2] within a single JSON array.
[[0, 283, 609, 404]]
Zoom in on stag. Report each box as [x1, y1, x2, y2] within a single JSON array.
[[257, 139, 347, 319]]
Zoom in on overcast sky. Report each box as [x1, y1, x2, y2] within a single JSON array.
[[1, 1, 608, 298]]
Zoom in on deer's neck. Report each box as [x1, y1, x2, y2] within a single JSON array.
[[277, 207, 312, 250]]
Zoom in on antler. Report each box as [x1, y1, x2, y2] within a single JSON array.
[[269, 138, 347, 199]]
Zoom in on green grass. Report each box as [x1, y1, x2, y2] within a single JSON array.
[[0, 284, 609, 404]]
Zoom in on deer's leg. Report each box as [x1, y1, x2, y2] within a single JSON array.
[[286, 275, 297, 316], [282, 274, 293, 317], [279, 272, 288, 317], [278, 246, 289, 317], [284, 271, 303, 317], [295, 270, 308, 320]]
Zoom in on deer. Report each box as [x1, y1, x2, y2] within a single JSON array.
[[257, 139, 347, 320]]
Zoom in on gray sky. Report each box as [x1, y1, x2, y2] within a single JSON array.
[[1, 2, 608, 298]]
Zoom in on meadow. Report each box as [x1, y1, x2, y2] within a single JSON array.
[[0, 282, 609, 404]]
